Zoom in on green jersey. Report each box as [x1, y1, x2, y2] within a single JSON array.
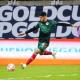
[[36, 20, 57, 43]]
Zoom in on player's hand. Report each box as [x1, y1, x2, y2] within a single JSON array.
[[18, 32, 26, 36]]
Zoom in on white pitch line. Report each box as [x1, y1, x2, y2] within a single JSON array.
[[39, 75, 52, 78], [0, 78, 15, 80], [0, 73, 79, 80], [44, 75, 52, 77], [0, 77, 32, 80], [38, 73, 79, 78], [54, 74, 79, 77], [71, 73, 78, 76], [20, 77, 32, 79]]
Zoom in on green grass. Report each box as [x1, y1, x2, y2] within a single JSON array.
[[0, 65, 80, 80]]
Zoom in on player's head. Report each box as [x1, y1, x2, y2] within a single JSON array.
[[39, 12, 47, 22]]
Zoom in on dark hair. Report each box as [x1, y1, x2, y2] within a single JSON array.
[[40, 12, 47, 16]]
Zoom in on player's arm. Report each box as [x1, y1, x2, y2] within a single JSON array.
[[19, 24, 39, 36], [51, 20, 72, 27], [57, 22, 72, 27], [19, 27, 38, 36], [25, 27, 38, 34], [57, 22, 76, 27], [52, 20, 76, 27]]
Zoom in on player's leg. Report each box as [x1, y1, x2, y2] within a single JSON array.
[[26, 49, 40, 65], [38, 42, 56, 58], [43, 50, 56, 59], [21, 49, 41, 68]]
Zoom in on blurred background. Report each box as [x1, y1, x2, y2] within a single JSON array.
[[0, 0, 80, 5]]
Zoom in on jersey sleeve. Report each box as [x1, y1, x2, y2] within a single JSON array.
[[51, 20, 58, 26], [25, 23, 39, 34], [51, 20, 72, 27], [35, 22, 39, 28], [57, 22, 72, 26]]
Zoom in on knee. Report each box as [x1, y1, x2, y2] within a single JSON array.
[[34, 49, 40, 54], [43, 43, 48, 48]]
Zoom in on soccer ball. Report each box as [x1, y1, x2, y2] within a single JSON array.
[[7, 63, 15, 71]]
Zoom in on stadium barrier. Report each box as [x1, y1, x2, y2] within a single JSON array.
[[0, 39, 80, 65]]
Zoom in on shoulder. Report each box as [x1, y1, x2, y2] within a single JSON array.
[[46, 20, 52, 24], [35, 21, 41, 28], [48, 20, 57, 24], [48, 20, 52, 22], [48, 20, 57, 23], [37, 21, 41, 25]]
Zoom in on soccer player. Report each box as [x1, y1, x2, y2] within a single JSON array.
[[19, 12, 72, 68]]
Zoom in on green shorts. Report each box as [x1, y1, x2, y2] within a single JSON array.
[[38, 42, 49, 52]]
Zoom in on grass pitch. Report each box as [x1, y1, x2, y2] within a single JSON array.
[[0, 65, 80, 80]]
